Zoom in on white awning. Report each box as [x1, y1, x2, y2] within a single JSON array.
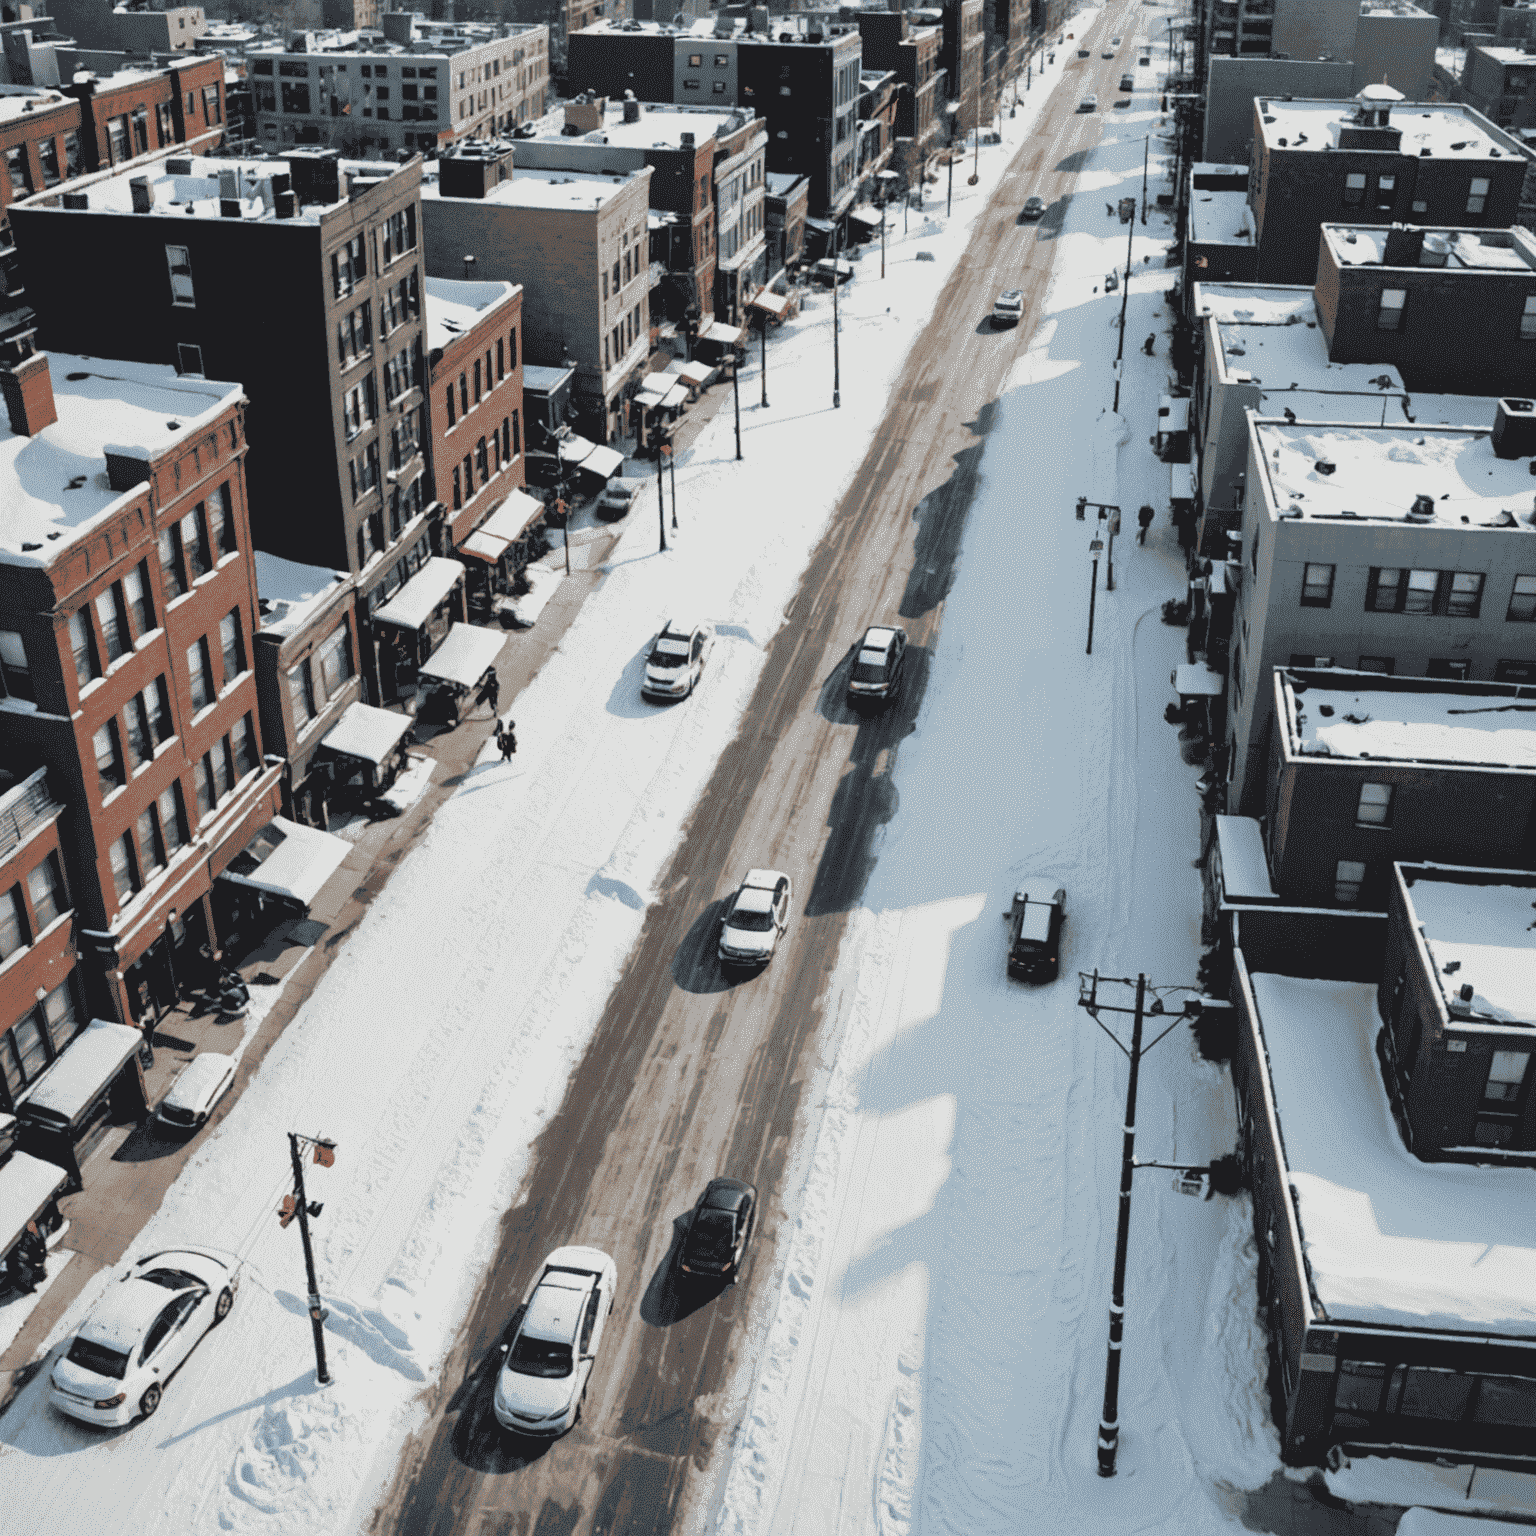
[[0, 1151, 70, 1253], [418, 622, 504, 691], [1173, 663, 1224, 697], [218, 816, 351, 908], [696, 320, 748, 347], [673, 360, 714, 387], [460, 529, 513, 564], [1170, 463, 1197, 502], [17, 1020, 142, 1129], [642, 371, 679, 393], [478, 489, 547, 542], [556, 434, 597, 468], [634, 389, 665, 409], [578, 444, 625, 479], [750, 289, 791, 317], [320, 702, 414, 765], [373, 556, 465, 632], [1157, 396, 1190, 431], [848, 205, 883, 228], [1215, 815, 1278, 904]]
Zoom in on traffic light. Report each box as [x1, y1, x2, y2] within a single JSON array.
[[312, 1139, 336, 1168], [278, 1195, 296, 1229], [1076, 496, 1088, 521]]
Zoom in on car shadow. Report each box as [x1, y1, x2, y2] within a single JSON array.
[[639, 1218, 726, 1328], [671, 898, 746, 996], [605, 640, 665, 720], [447, 1307, 562, 1475], [110, 1120, 185, 1164], [815, 646, 863, 727]]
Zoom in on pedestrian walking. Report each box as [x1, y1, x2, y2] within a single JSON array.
[[484, 668, 500, 715], [1105, 202, 1114, 217], [499, 720, 517, 761], [1137, 504, 1155, 545], [1141, 333, 1156, 356]]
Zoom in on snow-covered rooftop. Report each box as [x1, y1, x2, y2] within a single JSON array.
[[579, 14, 746, 36], [548, 101, 755, 151], [1283, 676, 1536, 767], [1323, 223, 1536, 270], [0, 89, 72, 126], [1403, 872, 1536, 1029], [1, 353, 242, 564], [1249, 971, 1536, 1335], [1252, 421, 1536, 526], [423, 276, 519, 355], [1188, 188, 1253, 246], [1256, 98, 1517, 160], [254, 552, 348, 640], [1470, 42, 1536, 67], [423, 163, 645, 211], [246, 20, 525, 57]]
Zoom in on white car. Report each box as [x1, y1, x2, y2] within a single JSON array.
[[718, 869, 793, 968], [494, 1246, 617, 1437], [641, 620, 716, 701], [154, 1052, 236, 1135], [49, 1247, 241, 1427]]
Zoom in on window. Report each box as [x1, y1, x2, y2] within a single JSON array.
[[281, 80, 311, 115], [1447, 571, 1484, 618], [317, 623, 353, 698], [135, 803, 165, 877], [1467, 176, 1490, 215], [350, 440, 381, 501], [203, 85, 222, 126], [379, 271, 418, 335], [1300, 562, 1334, 607], [1357, 655, 1395, 674], [123, 561, 154, 634], [381, 205, 416, 263], [186, 637, 214, 712], [0, 630, 32, 702], [383, 345, 414, 403], [1335, 859, 1367, 905], [181, 504, 213, 579], [1426, 658, 1471, 680], [688, 52, 702, 65], [510, 410, 520, 456], [131, 106, 149, 157], [62, 129, 82, 178], [445, 383, 456, 427], [475, 436, 489, 484], [109, 831, 140, 903], [108, 115, 129, 165], [219, 609, 246, 686], [343, 374, 377, 439], [458, 374, 469, 417], [28, 854, 64, 930], [1484, 1049, 1530, 1105], [4, 1014, 49, 1093], [1368, 568, 1483, 616], [123, 691, 153, 770], [1474, 1377, 1536, 1427], [95, 585, 130, 664], [332, 234, 366, 299], [0, 886, 26, 961], [337, 302, 372, 369], [451, 464, 462, 510], [156, 101, 174, 145], [206, 483, 235, 557], [37, 136, 60, 187], [1342, 172, 1366, 206], [713, 81, 726, 95], [230, 713, 258, 776], [178, 342, 204, 377], [1496, 659, 1536, 683], [4, 144, 28, 194], [473, 358, 482, 403], [288, 659, 317, 733], [139, 676, 172, 748], [1522, 297, 1536, 342], [1356, 782, 1393, 827], [1398, 1368, 1473, 1422], [1508, 574, 1536, 621], [165, 244, 195, 306], [158, 524, 188, 598], [496, 338, 504, 379], [211, 736, 234, 797], [1376, 287, 1406, 332]]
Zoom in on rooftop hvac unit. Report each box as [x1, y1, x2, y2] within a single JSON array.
[[1492, 397, 1536, 460]]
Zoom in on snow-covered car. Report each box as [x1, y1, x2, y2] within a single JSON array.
[[1119, 74, 1134, 91], [596, 479, 639, 520], [1005, 887, 1067, 982], [642, 620, 716, 701], [992, 289, 1025, 328], [676, 1178, 758, 1283], [846, 624, 908, 705], [154, 1052, 236, 1136], [718, 869, 793, 968], [49, 1247, 241, 1427], [1078, 94, 1098, 112], [1021, 196, 1046, 220], [493, 1247, 617, 1437]]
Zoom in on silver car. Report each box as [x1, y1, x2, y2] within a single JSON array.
[[719, 869, 793, 968], [641, 620, 716, 701], [154, 1053, 236, 1135]]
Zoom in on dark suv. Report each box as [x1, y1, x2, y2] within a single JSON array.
[[677, 1179, 757, 1283], [1005, 888, 1067, 982], [846, 625, 907, 706]]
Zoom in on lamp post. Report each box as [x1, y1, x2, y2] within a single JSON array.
[[1141, 135, 1149, 224], [1111, 211, 1135, 412], [655, 418, 667, 552], [1086, 535, 1102, 654], [462, 253, 476, 280], [732, 343, 743, 460], [759, 310, 769, 409], [280, 1132, 338, 1387], [876, 169, 898, 279], [1074, 974, 1205, 1476], [832, 225, 842, 410]]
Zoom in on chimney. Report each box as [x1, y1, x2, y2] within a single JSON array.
[[60, 189, 88, 209], [274, 189, 297, 218], [129, 175, 154, 212], [680, 129, 694, 146], [0, 346, 58, 437], [103, 448, 153, 492], [623, 97, 641, 123]]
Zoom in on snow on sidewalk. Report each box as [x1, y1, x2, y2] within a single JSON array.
[[0, 33, 1091, 1536]]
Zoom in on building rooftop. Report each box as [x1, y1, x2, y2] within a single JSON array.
[[247, 21, 535, 58], [1256, 96, 1522, 160], [21, 150, 415, 225], [254, 552, 348, 640], [1323, 223, 1536, 270], [0, 352, 242, 565], [1402, 870, 1536, 1030], [578, 15, 746, 38], [550, 100, 755, 152], [1469, 42, 1536, 66], [1359, 0, 1434, 15], [1248, 970, 1536, 1336], [423, 275, 519, 355], [1252, 420, 1536, 526], [422, 162, 646, 211], [1188, 187, 1254, 246], [1280, 674, 1536, 768], [0, 88, 73, 127]]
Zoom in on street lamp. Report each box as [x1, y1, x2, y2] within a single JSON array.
[[876, 169, 899, 279], [462, 253, 476, 280], [831, 225, 842, 410], [1086, 535, 1102, 654], [731, 342, 743, 460], [758, 308, 769, 409]]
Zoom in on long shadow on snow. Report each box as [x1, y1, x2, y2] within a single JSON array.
[[638, 1216, 724, 1328], [670, 898, 742, 996], [446, 1306, 561, 1476]]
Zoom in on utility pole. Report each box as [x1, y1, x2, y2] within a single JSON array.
[[281, 1132, 335, 1386], [732, 344, 743, 459], [880, 196, 887, 279], [655, 427, 667, 552], [1086, 535, 1102, 654], [759, 312, 769, 409], [1074, 973, 1204, 1476], [1140, 135, 1149, 224], [667, 437, 678, 531], [832, 226, 842, 409], [1112, 211, 1135, 412], [947, 148, 954, 216]]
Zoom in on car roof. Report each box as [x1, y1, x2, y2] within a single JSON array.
[[861, 626, 899, 648], [999, 289, 1024, 302], [733, 885, 776, 914], [742, 867, 785, 891], [164, 1053, 235, 1111], [657, 620, 695, 641], [523, 1269, 591, 1344], [702, 1178, 754, 1211], [79, 1277, 189, 1352]]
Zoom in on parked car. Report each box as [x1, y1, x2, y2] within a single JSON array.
[[642, 620, 716, 701], [1077, 47, 1089, 57], [1119, 74, 1134, 91], [1021, 196, 1046, 220], [49, 1248, 241, 1426], [596, 479, 639, 520], [676, 1178, 758, 1283], [1004, 888, 1067, 982], [719, 869, 793, 968], [493, 1247, 617, 1436], [1110, 35, 1121, 45], [846, 624, 908, 704], [992, 289, 1025, 328], [1102, 47, 1115, 58], [154, 1053, 236, 1136], [1078, 94, 1098, 112]]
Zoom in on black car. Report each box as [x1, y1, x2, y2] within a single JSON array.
[[1021, 196, 1046, 220], [1005, 887, 1067, 982], [846, 625, 907, 706], [677, 1178, 757, 1283]]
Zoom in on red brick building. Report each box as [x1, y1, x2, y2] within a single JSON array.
[[65, 53, 226, 176], [0, 339, 283, 1029], [1, 94, 85, 241]]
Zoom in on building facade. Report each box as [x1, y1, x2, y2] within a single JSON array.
[[1460, 42, 1536, 129]]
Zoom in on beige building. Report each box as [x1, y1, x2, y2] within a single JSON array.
[[711, 117, 767, 324], [422, 151, 653, 443]]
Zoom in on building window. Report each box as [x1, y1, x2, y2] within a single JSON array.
[[1376, 287, 1407, 332], [1484, 1049, 1530, 1105], [288, 659, 317, 733], [109, 831, 140, 903], [1467, 176, 1490, 215], [180, 503, 213, 579], [230, 712, 258, 776], [381, 207, 416, 265], [332, 234, 367, 299], [317, 623, 353, 698], [1426, 658, 1471, 680], [131, 106, 150, 157], [156, 101, 174, 145], [165, 244, 195, 306], [124, 561, 155, 634], [219, 609, 246, 686], [1367, 567, 1481, 616], [36, 137, 60, 187], [66, 608, 100, 687], [281, 80, 311, 114], [94, 585, 131, 664], [451, 464, 462, 510], [383, 345, 414, 404], [158, 524, 188, 598], [0, 885, 26, 962], [207, 483, 235, 557], [475, 435, 489, 484], [1356, 782, 1393, 828], [343, 374, 378, 439], [1357, 655, 1394, 674], [496, 338, 505, 380], [445, 383, 456, 427], [1522, 297, 1536, 342], [1300, 562, 1334, 607], [4, 144, 29, 194], [337, 301, 372, 369], [108, 115, 129, 165], [1474, 1377, 1536, 1427], [1334, 859, 1367, 905], [187, 636, 215, 711], [1508, 574, 1536, 622], [193, 755, 215, 820], [27, 853, 65, 931], [136, 802, 166, 877], [0, 630, 32, 703], [203, 85, 222, 126]]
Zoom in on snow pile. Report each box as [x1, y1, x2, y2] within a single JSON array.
[[1290, 682, 1536, 768], [1328, 1456, 1536, 1521], [1408, 875, 1536, 1027]]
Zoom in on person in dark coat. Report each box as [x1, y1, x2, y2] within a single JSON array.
[[1141, 333, 1156, 356], [1137, 504, 1155, 544], [499, 720, 517, 761], [484, 670, 500, 715]]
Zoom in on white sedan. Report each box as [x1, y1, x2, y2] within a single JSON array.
[[154, 1052, 236, 1135], [493, 1246, 617, 1437], [641, 620, 716, 701], [49, 1247, 241, 1427], [718, 869, 793, 968]]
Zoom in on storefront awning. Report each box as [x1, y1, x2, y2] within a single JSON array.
[[17, 1020, 142, 1130], [419, 622, 504, 692], [1170, 463, 1197, 503], [750, 289, 791, 318], [218, 816, 352, 908], [578, 444, 625, 479], [640, 374, 688, 409], [373, 556, 465, 632], [672, 360, 715, 387], [634, 389, 665, 409], [805, 216, 836, 235], [1173, 663, 1224, 698], [0, 1151, 70, 1255], [555, 434, 597, 468], [319, 703, 414, 766], [460, 529, 513, 564], [848, 206, 883, 228], [479, 489, 548, 543]]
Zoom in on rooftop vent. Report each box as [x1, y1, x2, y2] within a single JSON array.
[[1420, 232, 1449, 266], [60, 190, 88, 210], [1407, 493, 1435, 521], [1492, 397, 1536, 460], [129, 175, 154, 213], [1315, 458, 1337, 475], [623, 97, 641, 123], [1447, 981, 1475, 1018]]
